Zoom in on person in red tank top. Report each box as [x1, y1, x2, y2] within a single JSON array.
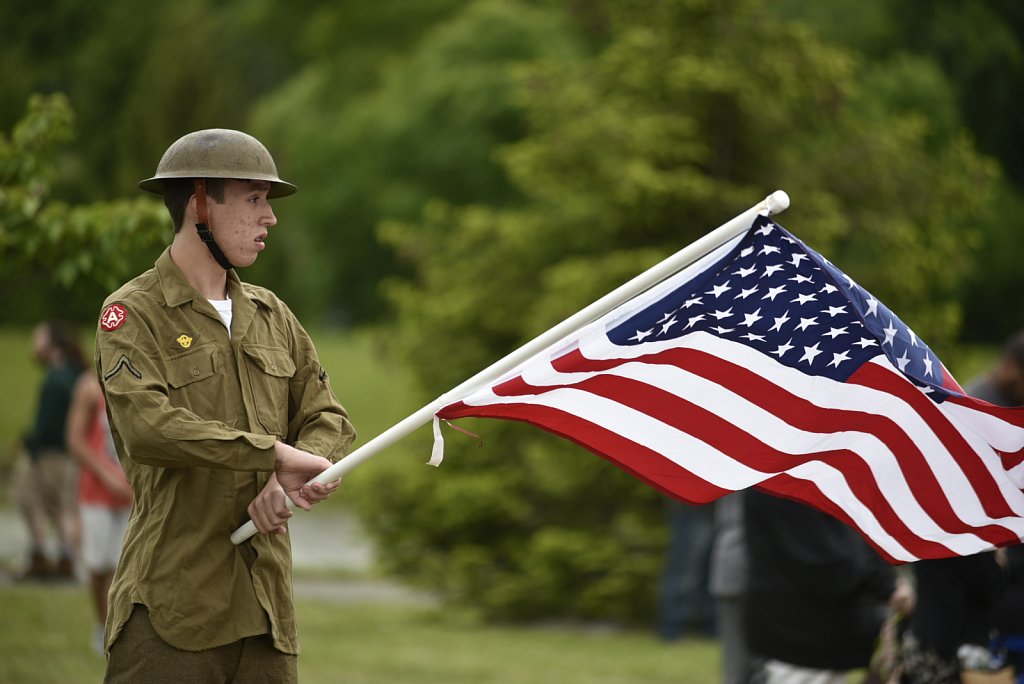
[[67, 371, 132, 655]]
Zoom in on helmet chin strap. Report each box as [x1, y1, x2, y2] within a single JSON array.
[[193, 178, 236, 270]]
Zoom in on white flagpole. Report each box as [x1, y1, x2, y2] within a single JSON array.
[[231, 190, 790, 544]]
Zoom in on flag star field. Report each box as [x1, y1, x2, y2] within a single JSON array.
[[609, 217, 948, 395]]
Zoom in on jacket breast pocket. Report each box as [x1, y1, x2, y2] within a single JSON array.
[[166, 348, 218, 414], [241, 344, 295, 438]]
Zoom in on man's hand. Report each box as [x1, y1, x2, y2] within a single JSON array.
[[247, 442, 341, 535], [248, 473, 292, 535]]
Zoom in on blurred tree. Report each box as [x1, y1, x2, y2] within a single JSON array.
[[0, 0, 316, 327], [882, 0, 1024, 343], [359, 0, 998, 623], [253, 0, 583, 324], [776, 0, 1024, 187], [774, 0, 1024, 343], [1, 0, 513, 325], [0, 94, 166, 324], [2, 0, 1019, 336]]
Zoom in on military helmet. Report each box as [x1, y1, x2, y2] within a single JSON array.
[[138, 128, 297, 198]]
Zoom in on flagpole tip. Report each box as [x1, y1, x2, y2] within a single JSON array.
[[765, 190, 790, 215]]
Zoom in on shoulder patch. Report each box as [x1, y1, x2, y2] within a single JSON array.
[[100, 303, 128, 331]]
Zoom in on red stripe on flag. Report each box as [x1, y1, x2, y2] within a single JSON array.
[[550, 345, 1019, 546], [439, 343, 1022, 557], [755, 473, 905, 564], [484, 367, 960, 559], [438, 399, 731, 504], [848, 362, 1021, 522]]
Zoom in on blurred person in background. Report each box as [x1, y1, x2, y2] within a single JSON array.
[[744, 488, 911, 684], [989, 544, 1024, 683], [898, 551, 1005, 684], [13, 320, 87, 581], [709, 491, 752, 684], [657, 499, 717, 641], [967, 330, 1024, 681], [66, 369, 132, 654], [965, 330, 1024, 409], [943, 330, 1024, 682]]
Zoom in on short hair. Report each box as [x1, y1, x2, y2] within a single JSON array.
[[162, 178, 228, 233], [42, 320, 87, 373], [1004, 330, 1024, 371]]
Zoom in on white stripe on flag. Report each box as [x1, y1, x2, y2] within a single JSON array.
[[456, 331, 1024, 558]]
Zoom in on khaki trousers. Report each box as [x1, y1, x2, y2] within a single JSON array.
[[104, 605, 297, 684]]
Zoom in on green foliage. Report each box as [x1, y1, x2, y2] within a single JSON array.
[[775, 0, 1024, 341], [0, 94, 166, 323], [354, 414, 668, 623], [884, 0, 1024, 186], [2, 0, 1020, 336], [254, 0, 583, 322], [362, 0, 998, 623], [960, 185, 1024, 343]]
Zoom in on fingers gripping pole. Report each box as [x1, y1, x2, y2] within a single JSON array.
[[230, 404, 438, 545], [230, 190, 791, 545]]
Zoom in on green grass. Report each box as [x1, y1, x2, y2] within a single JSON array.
[[0, 584, 719, 684]]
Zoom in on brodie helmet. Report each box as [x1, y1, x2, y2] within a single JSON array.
[[138, 128, 296, 198]]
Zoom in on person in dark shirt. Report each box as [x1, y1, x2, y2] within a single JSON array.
[[657, 499, 717, 640], [951, 330, 1024, 679], [14, 320, 86, 580], [966, 330, 1024, 409], [744, 488, 905, 683], [900, 552, 1005, 684], [898, 331, 1024, 683]]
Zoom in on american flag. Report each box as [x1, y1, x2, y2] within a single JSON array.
[[437, 215, 1024, 563]]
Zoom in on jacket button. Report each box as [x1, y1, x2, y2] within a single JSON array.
[[192, 368, 200, 376]]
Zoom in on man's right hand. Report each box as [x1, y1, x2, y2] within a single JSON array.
[[272, 441, 339, 511]]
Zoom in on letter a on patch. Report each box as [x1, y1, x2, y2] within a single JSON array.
[[100, 304, 127, 331]]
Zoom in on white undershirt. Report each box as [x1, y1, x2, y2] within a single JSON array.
[[208, 296, 233, 336]]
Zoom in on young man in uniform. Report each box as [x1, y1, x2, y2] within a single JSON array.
[[95, 129, 356, 683]]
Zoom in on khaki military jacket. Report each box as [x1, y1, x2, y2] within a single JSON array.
[[96, 247, 355, 654]]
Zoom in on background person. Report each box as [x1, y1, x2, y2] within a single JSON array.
[[966, 330, 1024, 408], [898, 551, 1005, 684], [709, 491, 752, 684], [96, 129, 356, 683], [14, 320, 86, 581], [960, 330, 1024, 681], [744, 488, 906, 684], [66, 369, 132, 654], [657, 499, 717, 641]]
